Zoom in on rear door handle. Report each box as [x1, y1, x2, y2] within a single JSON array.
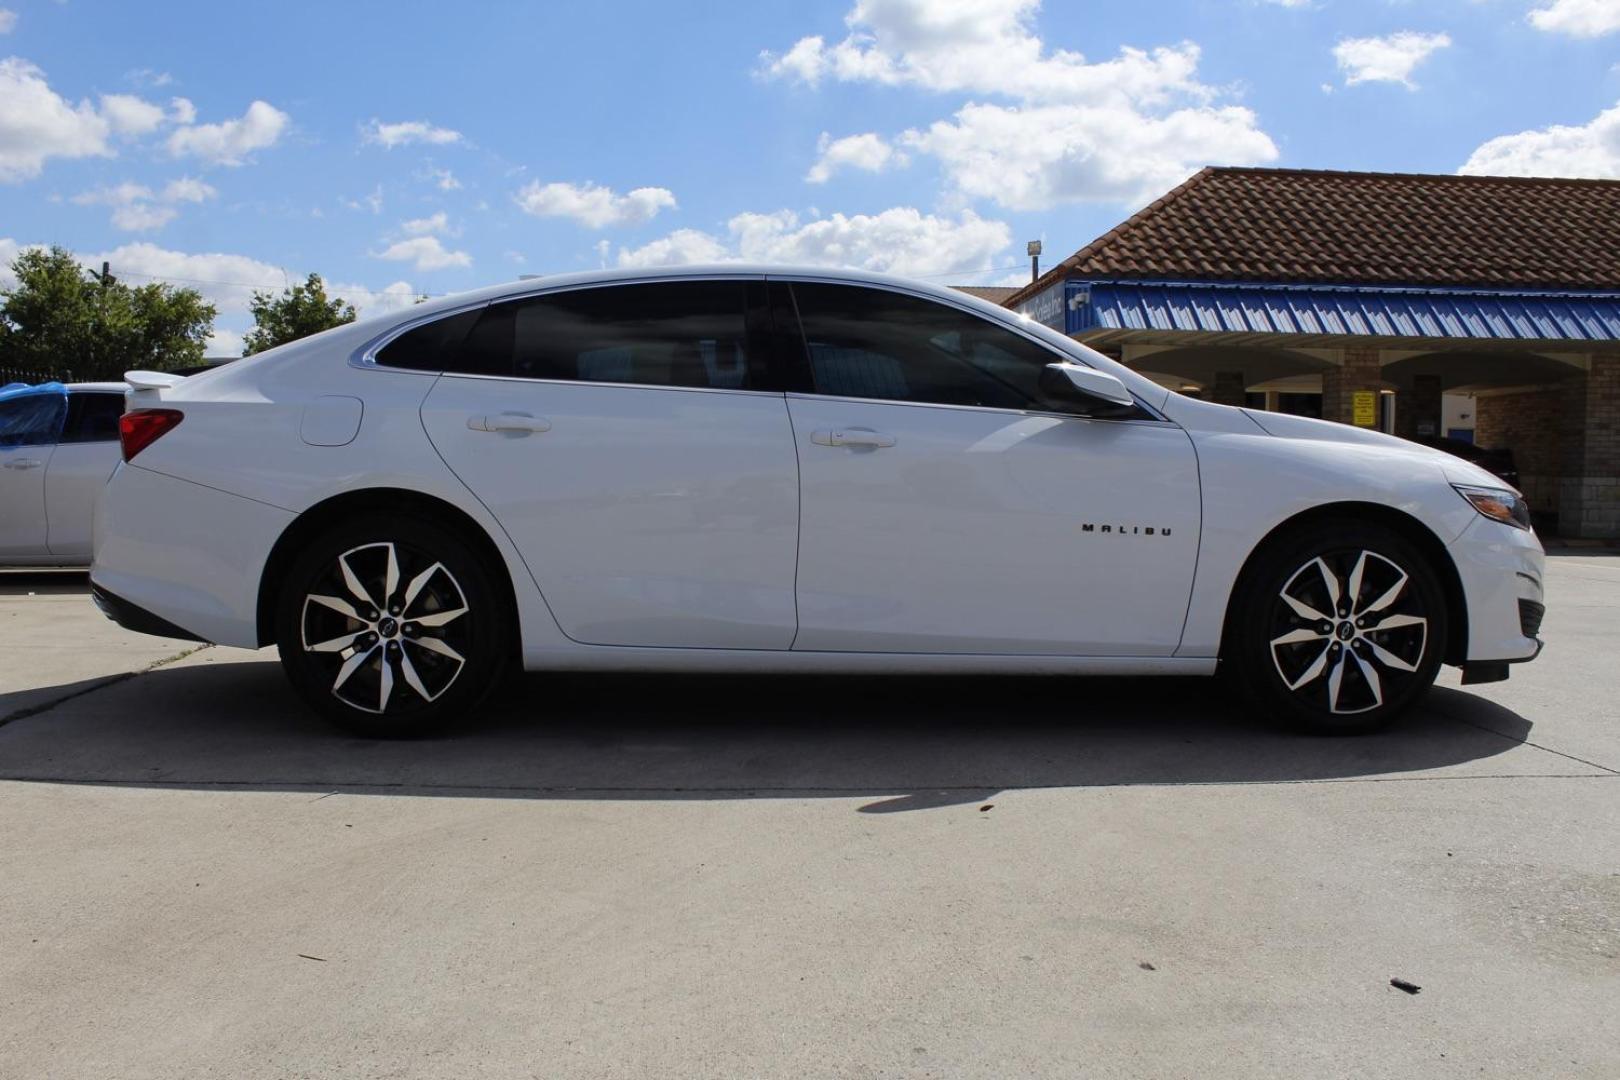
[[467, 413, 552, 434], [810, 427, 896, 449], [3, 458, 43, 470]]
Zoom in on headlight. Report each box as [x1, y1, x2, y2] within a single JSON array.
[[1454, 484, 1532, 531]]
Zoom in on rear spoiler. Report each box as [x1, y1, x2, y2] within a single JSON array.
[[124, 369, 187, 406]]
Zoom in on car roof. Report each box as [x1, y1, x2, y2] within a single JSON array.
[[386, 264, 1013, 325], [66, 382, 129, 393]]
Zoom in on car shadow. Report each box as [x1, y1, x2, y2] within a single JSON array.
[[0, 658, 1539, 812], [0, 569, 90, 596]]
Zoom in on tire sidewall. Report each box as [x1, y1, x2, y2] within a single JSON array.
[[273, 514, 509, 737], [1230, 521, 1448, 735]]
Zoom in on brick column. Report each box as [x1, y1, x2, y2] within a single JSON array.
[[1321, 347, 1382, 427], [1559, 355, 1620, 539], [1210, 370, 1247, 407]]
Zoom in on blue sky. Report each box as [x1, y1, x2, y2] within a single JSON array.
[[2, 0, 1618, 353]]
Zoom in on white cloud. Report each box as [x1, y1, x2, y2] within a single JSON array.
[[110, 204, 178, 231], [1529, 0, 1620, 37], [615, 228, 733, 268], [422, 165, 461, 191], [0, 236, 42, 289], [0, 58, 112, 181], [99, 93, 167, 137], [78, 243, 288, 314], [343, 185, 384, 215], [127, 69, 175, 89], [760, 0, 1277, 209], [1333, 31, 1451, 89], [401, 211, 451, 235], [906, 99, 1276, 211], [1460, 99, 1620, 177], [375, 235, 471, 271], [168, 97, 196, 125], [70, 177, 217, 232], [806, 132, 906, 183], [618, 206, 1010, 278], [327, 279, 421, 318], [0, 9, 15, 34], [167, 100, 288, 165], [362, 119, 462, 148], [204, 325, 245, 357], [514, 180, 678, 228], [162, 176, 217, 203]]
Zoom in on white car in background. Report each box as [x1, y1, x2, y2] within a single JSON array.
[[89, 267, 1544, 737], [0, 382, 127, 567]]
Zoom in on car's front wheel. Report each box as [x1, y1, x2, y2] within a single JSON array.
[[274, 515, 509, 737], [1227, 520, 1448, 734]]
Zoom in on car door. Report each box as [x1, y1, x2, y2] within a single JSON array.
[[779, 280, 1201, 656], [416, 277, 801, 650], [0, 389, 67, 559], [45, 391, 126, 560]]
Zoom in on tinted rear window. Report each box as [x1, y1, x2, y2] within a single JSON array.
[[373, 308, 488, 373]]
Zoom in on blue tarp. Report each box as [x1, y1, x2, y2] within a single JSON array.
[[0, 380, 67, 401]]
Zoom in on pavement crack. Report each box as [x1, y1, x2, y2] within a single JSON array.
[[1437, 705, 1620, 776], [0, 644, 210, 731]]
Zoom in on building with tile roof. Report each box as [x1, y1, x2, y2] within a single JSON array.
[[1001, 167, 1620, 538]]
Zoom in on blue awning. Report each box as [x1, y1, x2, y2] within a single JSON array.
[[1045, 281, 1620, 345]]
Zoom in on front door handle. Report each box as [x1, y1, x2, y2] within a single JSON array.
[[3, 458, 43, 470], [467, 413, 552, 434], [810, 427, 896, 449]]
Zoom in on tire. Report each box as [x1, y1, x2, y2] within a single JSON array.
[[1225, 519, 1448, 735], [274, 514, 510, 737]]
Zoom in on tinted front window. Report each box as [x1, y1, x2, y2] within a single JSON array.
[[787, 283, 1068, 411], [472, 281, 758, 390], [60, 392, 124, 443], [0, 393, 67, 447]]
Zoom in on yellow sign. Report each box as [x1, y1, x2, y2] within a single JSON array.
[[1351, 390, 1378, 428]]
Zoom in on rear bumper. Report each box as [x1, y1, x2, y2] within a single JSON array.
[[1447, 515, 1545, 665], [91, 582, 207, 643], [91, 462, 293, 648]]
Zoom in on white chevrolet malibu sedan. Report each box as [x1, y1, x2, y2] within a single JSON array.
[[91, 267, 1544, 736]]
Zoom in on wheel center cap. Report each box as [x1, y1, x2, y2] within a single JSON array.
[[377, 617, 399, 638], [1336, 621, 1356, 641]]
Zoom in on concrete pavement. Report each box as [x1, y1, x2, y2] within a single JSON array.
[[0, 559, 1616, 1079]]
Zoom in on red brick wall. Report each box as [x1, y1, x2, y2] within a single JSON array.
[[1474, 388, 1563, 519], [1561, 355, 1620, 538], [1321, 347, 1382, 426]]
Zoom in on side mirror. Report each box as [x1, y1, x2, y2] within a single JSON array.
[[1039, 363, 1136, 412]]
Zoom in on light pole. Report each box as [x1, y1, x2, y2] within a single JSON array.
[[1027, 240, 1042, 283]]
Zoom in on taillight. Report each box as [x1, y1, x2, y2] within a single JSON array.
[[118, 408, 184, 461]]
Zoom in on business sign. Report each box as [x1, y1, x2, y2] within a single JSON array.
[[1020, 280, 1069, 331], [1351, 390, 1378, 428], [1018, 280, 1090, 334]]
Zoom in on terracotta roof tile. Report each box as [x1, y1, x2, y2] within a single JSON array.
[[1004, 167, 1620, 308], [950, 285, 1021, 304]]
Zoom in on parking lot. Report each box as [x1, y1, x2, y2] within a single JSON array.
[[0, 556, 1615, 1079]]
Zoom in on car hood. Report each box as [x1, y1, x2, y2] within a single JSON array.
[[1239, 408, 1511, 492]]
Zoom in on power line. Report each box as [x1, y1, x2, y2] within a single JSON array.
[[109, 268, 451, 298]]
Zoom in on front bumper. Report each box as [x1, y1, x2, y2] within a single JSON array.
[[1446, 514, 1545, 666]]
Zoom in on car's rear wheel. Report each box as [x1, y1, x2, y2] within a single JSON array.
[[1227, 520, 1448, 734], [274, 515, 509, 737]]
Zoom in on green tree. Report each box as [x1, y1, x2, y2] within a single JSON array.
[[0, 246, 216, 380], [243, 273, 356, 355]]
